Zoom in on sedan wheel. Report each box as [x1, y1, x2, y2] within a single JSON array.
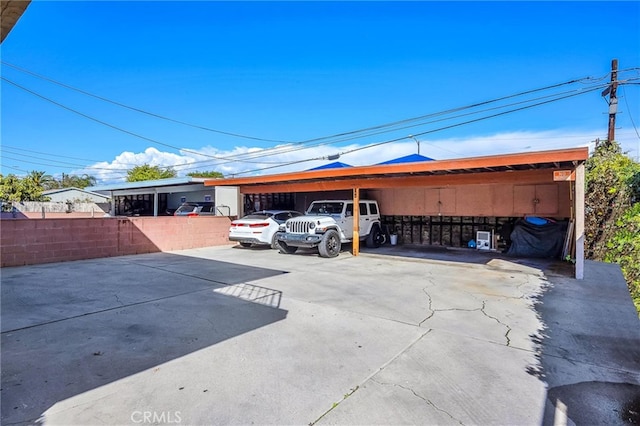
[[270, 232, 282, 250]]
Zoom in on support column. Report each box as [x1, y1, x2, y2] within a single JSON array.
[[575, 163, 585, 279], [153, 189, 159, 217], [353, 187, 360, 256]]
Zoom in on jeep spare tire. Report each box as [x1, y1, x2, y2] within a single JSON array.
[[318, 229, 341, 258]]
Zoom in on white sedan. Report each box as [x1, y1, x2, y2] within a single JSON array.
[[229, 210, 302, 249]]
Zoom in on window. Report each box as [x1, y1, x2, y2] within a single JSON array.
[[359, 203, 368, 216], [274, 211, 302, 222], [309, 202, 344, 215], [345, 203, 353, 217], [369, 203, 378, 215], [243, 213, 273, 220]]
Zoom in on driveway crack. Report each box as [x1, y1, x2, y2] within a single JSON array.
[[418, 287, 435, 327], [113, 294, 124, 306], [309, 329, 433, 425], [419, 288, 486, 327], [480, 301, 512, 347], [370, 378, 465, 425]]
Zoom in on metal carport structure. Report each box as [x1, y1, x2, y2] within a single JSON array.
[[205, 147, 589, 279]]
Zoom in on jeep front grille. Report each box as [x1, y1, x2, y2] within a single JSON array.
[[289, 221, 312, 234]]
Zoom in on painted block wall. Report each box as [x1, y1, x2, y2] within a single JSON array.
[[370, 181, 572, 218], [0, 216, 233, 267]]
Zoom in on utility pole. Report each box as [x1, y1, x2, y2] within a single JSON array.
[[607, 59, 618, 145]]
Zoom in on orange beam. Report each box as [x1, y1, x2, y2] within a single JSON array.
[[239, 169, 564, 194], [205, 147, 588, 187]]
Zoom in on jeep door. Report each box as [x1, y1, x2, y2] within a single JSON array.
[[358, 202, 372, 236], [340, 202, 354, 238]]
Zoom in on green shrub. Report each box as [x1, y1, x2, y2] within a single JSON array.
[[585, 141, 640, 316], [604, 203, 640, 314]]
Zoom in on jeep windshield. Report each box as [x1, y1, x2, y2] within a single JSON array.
[[307, 202, 344, 215]]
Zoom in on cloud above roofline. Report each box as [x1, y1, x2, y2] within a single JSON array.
[[78, 128, 637, 184]]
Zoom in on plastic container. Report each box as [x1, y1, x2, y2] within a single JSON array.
[[390, 234, 398, 245]]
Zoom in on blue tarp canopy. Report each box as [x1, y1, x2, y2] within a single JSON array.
[[376, 153, 434, 165], [307, 161, 352, 171]]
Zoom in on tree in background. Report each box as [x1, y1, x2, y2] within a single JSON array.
[[43, 173, 97, 189], [62, 173, 97, 189], [0, 174, 26, 202], [585, 141, 640, 314], [27, 171, 56, 190], [126, 164, 177, 182], [0, 171, 99, 202], [187, 171, 224, 178], [0, 172, 50, 202]]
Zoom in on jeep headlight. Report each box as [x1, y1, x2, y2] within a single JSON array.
[[285, 221, 290, 229], [309, 222, 315, 230]]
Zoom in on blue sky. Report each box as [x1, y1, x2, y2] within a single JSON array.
[[1, 1, 639, 183]]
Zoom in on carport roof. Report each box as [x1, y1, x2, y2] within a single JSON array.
[[88, 176, 209, 192], [204, 147, 589, 190], [1, 0, 30, 43]]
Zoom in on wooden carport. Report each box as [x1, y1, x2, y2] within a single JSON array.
[[205, 147, 589, 279]]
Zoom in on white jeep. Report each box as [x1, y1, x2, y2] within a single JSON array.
[[276, 199, 385, 258]]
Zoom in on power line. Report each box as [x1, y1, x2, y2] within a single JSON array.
[[3, 68, 636, 176], [622, 85, 640, 141], [1, 77, 287, 165], [1, 61, 294, 144], [1, 164, 29, 173], [1, 144, 140, 167], [0, 154, 130, 171], [0, 78, 616, 175], [232, 84, 605, 176], [2, 62, 617, 162], [167, 79, 618, 170]]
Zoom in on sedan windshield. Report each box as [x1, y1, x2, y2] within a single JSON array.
[[241, 213, 273, 220]]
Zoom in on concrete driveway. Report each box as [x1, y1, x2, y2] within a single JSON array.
[[2, 245, 639, 425]]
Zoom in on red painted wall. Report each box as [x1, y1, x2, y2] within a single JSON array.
[[0, 216, 234, 267]]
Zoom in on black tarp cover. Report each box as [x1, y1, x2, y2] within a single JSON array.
[[506, 219, 568, 259]]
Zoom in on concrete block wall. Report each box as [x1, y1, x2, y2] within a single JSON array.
[[0, 216, 233, 267]]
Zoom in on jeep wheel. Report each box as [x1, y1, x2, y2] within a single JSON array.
[[318, 229, 341, 258], [366, 225, 384, 248], [278, 241, 298, 254], [239, 242, 252, 248]]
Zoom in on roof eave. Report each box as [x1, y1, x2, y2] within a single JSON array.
[[204, 147, 589, 187]]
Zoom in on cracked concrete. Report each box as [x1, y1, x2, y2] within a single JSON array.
[[2, 246, 637, 425], [370, 378, 465, 425]]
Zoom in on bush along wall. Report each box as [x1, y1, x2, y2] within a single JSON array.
[[585, 141, 640, 315]]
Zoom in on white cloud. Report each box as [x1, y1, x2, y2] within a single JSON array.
[[78, 128, 639, 184]]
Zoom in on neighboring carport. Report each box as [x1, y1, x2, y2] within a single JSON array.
[[89, 177, 239, 217], [205, 147, 588, 278]]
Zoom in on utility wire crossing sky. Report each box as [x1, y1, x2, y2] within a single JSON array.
[[1, 1, 639, 183]]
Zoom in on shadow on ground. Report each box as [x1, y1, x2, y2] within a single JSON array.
[[526, 261, 640, 425], [358, 245, 639, 424], [1, 253, 288, 425], [360, 243, 574, 277]]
